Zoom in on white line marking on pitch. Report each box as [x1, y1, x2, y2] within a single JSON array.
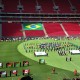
[[70, 61, 80, 72], [57, 73, 63, 80], [63, 73, 70, 78]]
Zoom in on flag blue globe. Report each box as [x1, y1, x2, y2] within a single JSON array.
[[30, 24, 36, 29]]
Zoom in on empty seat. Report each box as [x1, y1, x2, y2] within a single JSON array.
[[2, 0, 19, 12], [2, 22, 23, 37]]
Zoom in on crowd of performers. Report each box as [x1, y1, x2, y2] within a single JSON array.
[[23, 41, 80, 56]]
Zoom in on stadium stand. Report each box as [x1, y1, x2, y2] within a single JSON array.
[[54, 0, 71, 13], [37, 0, 54, 13], [70, 0, 80, 13], [0, 0, 80, 38], [25, 30, 45, 37], [43, 22, 65, 36], [2, 22, 23, 37], [21, 0, 36, 13], [62, 23, 80, 35], [2, 0, 19, 12]]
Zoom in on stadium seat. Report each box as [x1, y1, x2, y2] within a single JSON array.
[[2, 22, 23, 37], [43, 22, 65, 36], [55, 0, 72, 13], [62, 23, 80, 35], [21, 0, 36, 13], [2, 0, 19, 12], [37, 0, 55, 13], [25, 30, 45, 37]]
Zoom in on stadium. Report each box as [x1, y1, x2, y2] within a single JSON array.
[[0, 0, 80, 80]]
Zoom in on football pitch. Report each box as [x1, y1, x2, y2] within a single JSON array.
[[0, 37, 80, 80]]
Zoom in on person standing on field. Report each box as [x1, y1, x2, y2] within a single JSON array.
[[74, 69, 77, 76]]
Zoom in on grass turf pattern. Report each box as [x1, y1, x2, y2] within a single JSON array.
[[0, 38, 80, 80]]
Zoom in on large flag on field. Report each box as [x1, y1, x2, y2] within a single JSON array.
[[0, 63, 3, 68], [23, 61, 29, 66], [10, 70, 17, 76], [12, 70, 17, 74], [23, 23, 43, 30], [0, 71, 7, 77], [14, 62, 21, 67], [23, 69, 30, 75]]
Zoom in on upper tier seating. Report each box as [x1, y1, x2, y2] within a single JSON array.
[[21, 0, 36, 13], [37, 0, 55, 13], [70, 0, 80, 13], [25, 30, 45, 37], [1, 0, 80, 13], [55, 0, 72, 13], [43, 22, 65, 36], [2, 22, 23, 37], [2, 0, 19, 12]]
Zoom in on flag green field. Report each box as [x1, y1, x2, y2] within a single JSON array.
[[23, 23, 43, 30], [14, 62, 20, 67]]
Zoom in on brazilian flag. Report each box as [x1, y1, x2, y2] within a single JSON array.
[[23, 23, 43, 30]]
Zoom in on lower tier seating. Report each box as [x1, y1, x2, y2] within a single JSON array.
[[25, 30, 45, 37], [43, 23, 65, 36], [62, 23, 80, 35], [2, 23, 23, 37]]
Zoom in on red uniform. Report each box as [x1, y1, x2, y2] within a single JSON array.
[[48, 77, 51, 80], [74, 69, 77, 76]]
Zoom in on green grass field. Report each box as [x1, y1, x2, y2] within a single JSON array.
[[0, 38, 80, 80]]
